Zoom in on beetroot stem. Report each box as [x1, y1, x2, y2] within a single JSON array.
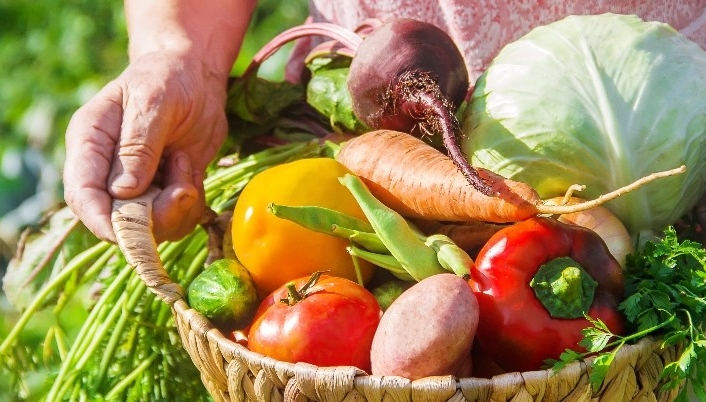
[[241, 23, 363, 79]]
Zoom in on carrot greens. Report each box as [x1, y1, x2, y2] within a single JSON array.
[[1, 141, 318, 401]]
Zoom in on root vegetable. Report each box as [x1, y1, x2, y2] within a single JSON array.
[[347, 19, 468, 129], [346, 19, 490, 195], [370, 273, 478, 379], [336, 130, 687, 224], [240, 18, 491, 195], [337, 130, 540, 223], [545, 196, 634, 268]]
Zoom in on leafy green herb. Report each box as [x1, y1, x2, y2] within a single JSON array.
[[550, 227, 706, 400]]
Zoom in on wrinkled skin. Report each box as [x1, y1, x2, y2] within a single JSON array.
[[63, 51, 226, 243], [63, 0, 255, 243]]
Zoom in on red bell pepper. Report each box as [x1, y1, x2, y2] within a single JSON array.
[[469, 216, 625, 373]]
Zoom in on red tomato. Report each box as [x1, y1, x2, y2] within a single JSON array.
[[247, 273, 382, 372]]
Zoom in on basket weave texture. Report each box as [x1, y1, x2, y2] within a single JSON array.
[[111, 189, 684, 402]]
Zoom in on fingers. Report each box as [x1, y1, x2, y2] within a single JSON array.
[[108, 87, 170, 200], [149, 99, 226, 242], [63, 83, 124, 243], [151, 152, 206, 242], [65, 56, 226, 243]]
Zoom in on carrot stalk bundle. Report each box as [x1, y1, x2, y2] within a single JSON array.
[[336, 130, 686, 224]]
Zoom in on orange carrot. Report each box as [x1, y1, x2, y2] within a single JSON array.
[[335, 130, 686, 223], [336, 130, 540, 222]]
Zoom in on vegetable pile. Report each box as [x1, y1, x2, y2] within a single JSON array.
[[4, 12, 706, 402]]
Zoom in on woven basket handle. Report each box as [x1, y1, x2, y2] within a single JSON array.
[[111, 187, 184, 305]]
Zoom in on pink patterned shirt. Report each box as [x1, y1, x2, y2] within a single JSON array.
[[307, 0, 706, 82]]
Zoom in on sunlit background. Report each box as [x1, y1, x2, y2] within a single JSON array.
[[0, 0, 308, 272]]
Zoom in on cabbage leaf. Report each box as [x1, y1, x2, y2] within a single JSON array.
[[462, 13, 706, 236]]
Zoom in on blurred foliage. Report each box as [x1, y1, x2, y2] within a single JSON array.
[[0, 0, 308, 269], [234, 0, 309, 78], [0, 0, 129, 271], [0, 0, 128, 152], [1, 0, 307, 400]]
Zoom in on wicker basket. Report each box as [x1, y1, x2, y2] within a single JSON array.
[[111, 189, 684, 402]]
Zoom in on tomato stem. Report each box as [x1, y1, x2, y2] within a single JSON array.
[[280, 271, 326, 306], [281, 282, 303, 305]]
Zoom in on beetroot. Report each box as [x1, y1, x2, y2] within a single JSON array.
[[239, 18, 491, 195], [347, 19, 469, 131], [347, 18, 490, 194]]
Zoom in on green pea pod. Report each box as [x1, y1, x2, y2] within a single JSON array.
[[268, 203, 374, 233], [269, 175, 473, 282], [268, 203, 387, 253], [339, 174, 446, 281], [331, 225, 387, 253], [347, 245, 413, 281], [269, 202, 417, 279], [425, 234, 472, 277]]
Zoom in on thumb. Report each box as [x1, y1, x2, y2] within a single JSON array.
[[108, 106, 167, 199]]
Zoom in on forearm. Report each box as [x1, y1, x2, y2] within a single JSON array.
[[125, 0, 256, 81]]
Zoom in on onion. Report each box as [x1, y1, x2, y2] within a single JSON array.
[[545, 196, 634, 267]]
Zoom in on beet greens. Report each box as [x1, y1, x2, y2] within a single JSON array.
[[240, 18, 492, 195]]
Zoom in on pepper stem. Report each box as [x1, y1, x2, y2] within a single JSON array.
[[529, 257, 597, 319]]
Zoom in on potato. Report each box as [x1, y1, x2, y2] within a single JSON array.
[[370, 273, 479, 379]]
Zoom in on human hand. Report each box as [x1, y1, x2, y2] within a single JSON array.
[[63, 50, 228, 243]]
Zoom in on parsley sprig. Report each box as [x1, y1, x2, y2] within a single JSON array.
[[550, 227, 706, 401]]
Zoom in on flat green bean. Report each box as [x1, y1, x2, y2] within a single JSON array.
[[339, 174, 446, 281]]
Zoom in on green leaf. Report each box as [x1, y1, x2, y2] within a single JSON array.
[[578, 317, 617, 353], [305, 57, 369, 133], [227, 74, 304, 124], [589, 351, 616, 390], [2, 207, 98, 310], [619, 226, 706, 398], [584, 315, 613, 333], [662, 330, 687, 347], [225, 74, 306, 142], [548, 348, 583, 373], [579, 327, 613, 353], [635, 310, 661, 332], [662, 342, 693, 381], [619, 292, 643, 322]]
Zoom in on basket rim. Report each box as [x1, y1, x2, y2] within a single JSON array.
[[172, 297, 671, 383]]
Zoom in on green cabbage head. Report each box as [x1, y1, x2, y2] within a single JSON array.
[[462, 13, 706, 236]]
